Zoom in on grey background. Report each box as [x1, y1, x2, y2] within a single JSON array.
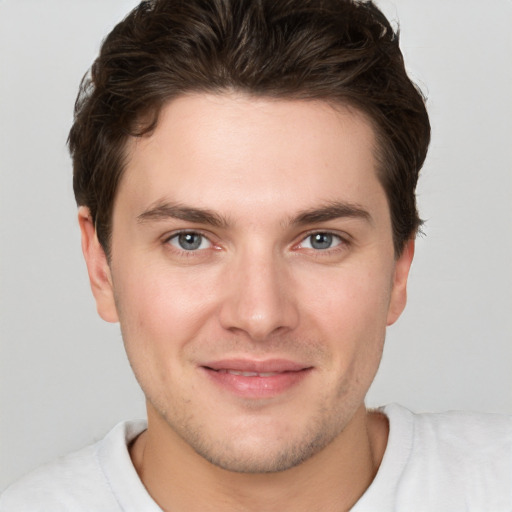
[[1, 0, 511, 491]]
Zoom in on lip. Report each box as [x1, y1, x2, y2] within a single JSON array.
[[200, 358, 313, 398]]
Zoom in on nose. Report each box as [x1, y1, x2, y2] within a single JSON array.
[[218, 248, 299, 341]]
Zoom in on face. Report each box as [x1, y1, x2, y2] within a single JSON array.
[[81, 93, 413, 473]]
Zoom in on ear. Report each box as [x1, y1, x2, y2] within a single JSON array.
[[78, 207, 119, 323], [386, 239, 415, 326]]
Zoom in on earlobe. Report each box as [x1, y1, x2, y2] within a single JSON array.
[[386, 239, 415, 326], [78, 207, 119, 323]]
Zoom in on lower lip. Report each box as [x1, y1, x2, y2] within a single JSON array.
[[201, 367, 312, 398]]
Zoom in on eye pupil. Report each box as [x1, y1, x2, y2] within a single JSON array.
[[178, 233, 202, 250], [310, 233, 333, 250]]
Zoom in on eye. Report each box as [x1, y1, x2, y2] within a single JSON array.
[[167, 232, 212, 251], [300, 232, 343, 250]]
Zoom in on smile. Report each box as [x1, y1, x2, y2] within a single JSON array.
[[216, 370, 283, 377], [201, 359, 313, 398]]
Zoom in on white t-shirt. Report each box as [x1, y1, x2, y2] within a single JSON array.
[[1, 404, 511, 511]]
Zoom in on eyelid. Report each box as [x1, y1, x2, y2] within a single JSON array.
[[163, 229, 219, 252], [163, 228, 213, 242], [171, 233, 211, 250], [294, 229, 351, 250], [161, 228, 351, 254]]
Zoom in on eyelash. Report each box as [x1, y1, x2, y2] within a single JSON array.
[[296, 231, 349, 252], [163, 230, 216, 256], [163, 229, 350, 257]]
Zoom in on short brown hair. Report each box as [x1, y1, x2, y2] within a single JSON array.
[[69, 0, 430, 256]]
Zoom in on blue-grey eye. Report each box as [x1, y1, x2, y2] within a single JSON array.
[[302, 232, 342, 250], [169, 232, 211, 251]]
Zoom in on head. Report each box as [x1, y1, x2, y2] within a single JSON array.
[[69, 0, 430, 259], [72, 0, 430, 474]]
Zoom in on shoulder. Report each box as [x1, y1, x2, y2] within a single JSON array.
[[401, 405, 512, 467], [0, 444, 110, 512], [355, 404, 512, 511], [384, 404, 512, 510], [0, 420, 147, 512]]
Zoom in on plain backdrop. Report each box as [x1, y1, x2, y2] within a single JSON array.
[[1, 0, 511, 491]]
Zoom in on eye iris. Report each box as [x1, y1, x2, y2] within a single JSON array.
[[178, 233, 202, 250], [311, 233, 333, 250]]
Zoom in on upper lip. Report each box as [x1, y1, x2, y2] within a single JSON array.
[[202, 358, 312, 373]]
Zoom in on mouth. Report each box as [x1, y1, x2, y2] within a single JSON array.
[[200, 359, 313, 398], [214, 369, 286, 377]]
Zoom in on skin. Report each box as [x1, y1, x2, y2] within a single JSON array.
[[79, 93, 414, 511]]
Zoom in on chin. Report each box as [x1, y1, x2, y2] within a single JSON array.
[[181, 415, 344, 474]]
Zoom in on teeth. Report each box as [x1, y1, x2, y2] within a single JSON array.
[[229, 371, 259, 377], [220, 370, 279, 377]]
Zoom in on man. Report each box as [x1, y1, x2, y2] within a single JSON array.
[[1, 0, 510, 510]]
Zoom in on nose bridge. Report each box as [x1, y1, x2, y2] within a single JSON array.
[[219, 242, 298, 340]]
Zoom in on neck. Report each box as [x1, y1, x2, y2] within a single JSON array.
[[130, 405, 389, 512]]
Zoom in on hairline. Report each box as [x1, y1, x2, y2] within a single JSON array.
[[100, 89, 407, 260]]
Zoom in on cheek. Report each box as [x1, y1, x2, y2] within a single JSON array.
[[307, 266, 392, 332], [301, 264, 391, 374], [113, 261, 221, 355]]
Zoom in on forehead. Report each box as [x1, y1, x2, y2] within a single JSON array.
[[117, 93, 384, 222]]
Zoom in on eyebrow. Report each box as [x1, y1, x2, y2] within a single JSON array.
[[137, 202, 229, 228], [137, 200, 371, 229], [291, 201, 372, 226]]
